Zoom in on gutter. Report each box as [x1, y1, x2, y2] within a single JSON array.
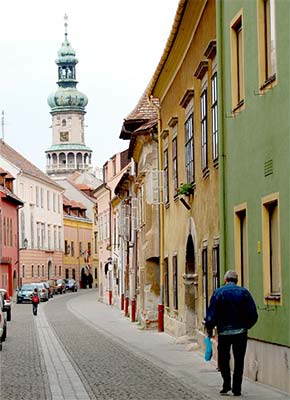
[[217, 0, 226, 276]]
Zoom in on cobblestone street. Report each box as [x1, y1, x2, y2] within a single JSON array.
[[1, 290, 289, 400]]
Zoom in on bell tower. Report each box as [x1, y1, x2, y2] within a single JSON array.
[[46, 15, 92, 176]]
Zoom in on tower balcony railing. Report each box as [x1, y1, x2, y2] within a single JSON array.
[[46, 163, 91, 173]]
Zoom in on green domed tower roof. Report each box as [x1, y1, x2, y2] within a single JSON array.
[[47, 14, 88, 112]]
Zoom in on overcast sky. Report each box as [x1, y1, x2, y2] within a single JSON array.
[[0, 0, 178, 172]]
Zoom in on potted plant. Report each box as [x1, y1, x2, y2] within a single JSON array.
[[177, 182, 193, 196]]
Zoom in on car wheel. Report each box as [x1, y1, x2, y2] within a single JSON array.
[[7, 309, 11, 321]]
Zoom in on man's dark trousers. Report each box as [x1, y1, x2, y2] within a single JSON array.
[[218, 332, 247, 394]]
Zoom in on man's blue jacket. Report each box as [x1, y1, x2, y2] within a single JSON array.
[[205, 282, 258, 334]]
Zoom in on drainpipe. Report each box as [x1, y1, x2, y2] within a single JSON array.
[[148, 95, 164, 332], [217, 0, 227, 276]]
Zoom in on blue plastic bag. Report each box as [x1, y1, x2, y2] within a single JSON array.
[[204, 336, 213, 361]]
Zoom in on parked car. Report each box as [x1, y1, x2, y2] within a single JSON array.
[[0, 288, 11, 321], [65, 279, 78, 292], [0, 294, 7, 351], [17, 284, 35, 303], [56, 279, 66, 294], [34, 282, 49, 302]]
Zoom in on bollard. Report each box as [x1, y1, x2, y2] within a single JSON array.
[[109, 290, 112, 305], [124, 296, 129, 317], [121, 293, 124, 310], [158, 303, 164, 332], [131, 297, 136, 322]]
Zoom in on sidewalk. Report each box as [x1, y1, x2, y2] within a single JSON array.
[[68, 290, 290, 400]]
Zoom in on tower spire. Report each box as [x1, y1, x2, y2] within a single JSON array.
[[64, 13, 68, 38]]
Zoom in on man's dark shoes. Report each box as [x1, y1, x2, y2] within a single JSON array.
[[232, 392, 241, 396], [219, 386, 231, 395]]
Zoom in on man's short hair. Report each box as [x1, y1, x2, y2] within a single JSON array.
[[224, 270, 238, 283]]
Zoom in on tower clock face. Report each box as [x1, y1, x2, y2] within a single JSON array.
[[60, 131, 69, 142]]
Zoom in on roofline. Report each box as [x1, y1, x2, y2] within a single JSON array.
[[147, 0, 187, 97]]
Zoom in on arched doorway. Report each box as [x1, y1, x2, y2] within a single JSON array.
[[183, 218, 198, 335], [47, 260, 52, 280]]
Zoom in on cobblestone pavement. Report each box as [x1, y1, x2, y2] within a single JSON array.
[[0, 301, 51, 400], [45, 293, 210, 400], [1, 291, 289, 400]]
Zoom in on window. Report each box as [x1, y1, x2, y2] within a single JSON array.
[[88, 242, 91, 256], [59, 266, 62, 276], [31, 214, 34, 249], [58, 226, 61, 250], [72, 269, 76, 280], [22, 265, 25, 278], [231, 13, 244, 110], [211, 72, 218, 161], [54, 226, 57, 250], [202, 247, 208, 312], [65, 268, 69, 279], [47, 225, 51, 250], [212, 245, 220, 291], [94, 232, 98, 253], [172, 255, 178, 310], [185, 114, 194, 184], [164, 258, 169, 308], [38, 265, 40, 277], [79, 242, 83, 256], [42, 265, 44, 277], [3, 217, 6, 246], [234, 205, 248, 287], [172, 136, 178, 197], [53, 193, 56, 212], [262, 195, 281, 301], [258, 0, 276, 88], [71, 241, 74, 256], [163, 149, 169, 204], [47, 191, 50, 210], [40, 188, 44, 208], [201, 89, 208, 171], [64, 240, 69, 255], [41, 223, 45, 248], [36, 186, 39, 207], [31, 265, 34, 278], [37, 223, 40, 248]]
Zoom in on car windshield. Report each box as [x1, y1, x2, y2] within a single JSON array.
[[21, 285, 34, 290]]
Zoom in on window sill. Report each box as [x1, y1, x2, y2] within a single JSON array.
[[260, 74, 276, 91], [265, 294, 281, 302], [232, 99, 244, 113], [202, 167, 210, 180]]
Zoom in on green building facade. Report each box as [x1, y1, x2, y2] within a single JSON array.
[[217, 0, 290, 393]]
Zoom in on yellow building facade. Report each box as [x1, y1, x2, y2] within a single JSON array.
[[148, 0, 219, 341]]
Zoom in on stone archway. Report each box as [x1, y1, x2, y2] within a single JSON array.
[[183, 218, 198, 335]]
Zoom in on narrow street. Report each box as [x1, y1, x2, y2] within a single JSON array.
[[0, 290, 289, 400]]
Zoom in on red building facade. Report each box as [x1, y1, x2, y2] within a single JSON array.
[[0, 170, 23, 296]]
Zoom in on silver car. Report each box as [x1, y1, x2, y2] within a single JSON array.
[[33, 282, 49, 302]]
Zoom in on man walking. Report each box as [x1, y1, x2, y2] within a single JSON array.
[[205, 270, 258, 396]]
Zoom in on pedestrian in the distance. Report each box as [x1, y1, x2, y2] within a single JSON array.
[[31, 287, 40, 316], [205, 270, 258, 397]]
